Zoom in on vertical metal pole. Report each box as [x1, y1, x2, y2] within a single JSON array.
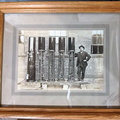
[[35, 37, 39, 81], [26, 37, 36, 82], [68, 37, 75, 82], [38, 37, 45, 81], [48, 37, 56, 81], [58, 37, 65, 81]]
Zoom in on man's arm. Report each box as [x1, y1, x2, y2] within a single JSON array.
[[86, 52, 91, 61], [75, 53, 78, 57]]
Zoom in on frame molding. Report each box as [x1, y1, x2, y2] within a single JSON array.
[[0, 1, 120, 13], [0, 1, 120, 119]]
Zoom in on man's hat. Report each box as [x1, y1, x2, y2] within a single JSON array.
[[79, 45, 85, 49]]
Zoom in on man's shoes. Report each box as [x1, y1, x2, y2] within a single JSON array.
[[78, 78, 84, 81]]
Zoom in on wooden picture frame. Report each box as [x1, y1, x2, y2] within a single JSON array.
[[0, 1, 120, 119]]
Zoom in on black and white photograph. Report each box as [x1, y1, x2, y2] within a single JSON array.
[[18, 29, 104, 90]]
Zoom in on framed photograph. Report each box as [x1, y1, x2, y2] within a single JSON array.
[[0, 1, 120, 119]]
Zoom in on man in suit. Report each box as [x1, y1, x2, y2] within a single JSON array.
[[75, 45, 91, 81]]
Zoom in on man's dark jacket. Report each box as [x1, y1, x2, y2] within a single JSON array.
[[76, 51, 91, 68]]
